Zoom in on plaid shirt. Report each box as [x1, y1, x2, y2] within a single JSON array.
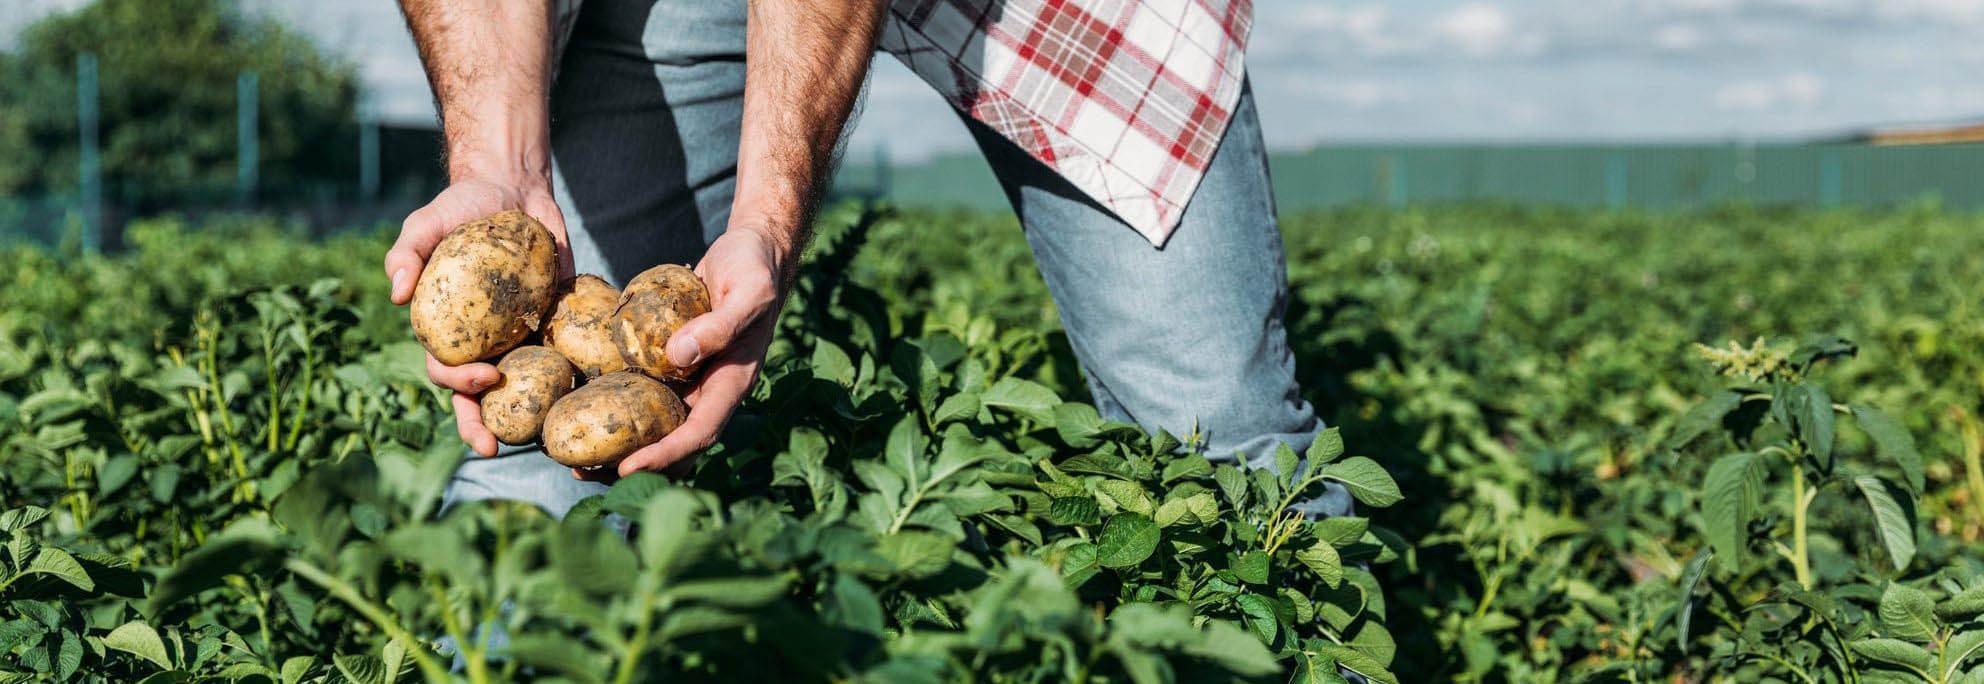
[[553, 0, 1251, 246], [881, 0, 1253, 246]]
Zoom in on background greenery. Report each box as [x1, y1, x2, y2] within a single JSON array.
[[4, 202, 1983, 681]]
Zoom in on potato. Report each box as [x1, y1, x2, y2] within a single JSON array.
[[482, 346, 578, 445], [612, 264, 712, 382], [543, 275, 628, 377], [409, 210, 560, 365], [540, 371, 688, 469]]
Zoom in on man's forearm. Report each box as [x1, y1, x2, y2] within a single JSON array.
[[398, 0, 556, 184], [735, 0, 886, 273]]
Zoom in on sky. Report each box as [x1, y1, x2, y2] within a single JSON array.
[[5, 0, 1983, 160]]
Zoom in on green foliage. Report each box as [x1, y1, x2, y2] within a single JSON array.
[[6, 202, 1984, 681], [0, 0, 359, 203]]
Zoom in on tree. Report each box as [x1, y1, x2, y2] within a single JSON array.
[[0, 0, 359, 208]]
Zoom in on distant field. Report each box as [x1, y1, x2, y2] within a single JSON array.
[[4, 204, 1983, 681]]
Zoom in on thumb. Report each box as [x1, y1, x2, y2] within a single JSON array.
[[664, 284, 766, 369], [384, 205, 447, 305]]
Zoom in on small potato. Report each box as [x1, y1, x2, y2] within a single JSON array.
[[482, 346, 578, 445], [612, 264, 712, 382], [540, 371, 688, 469], [409, 210, 560, 365], [543, 275, 628, 377]]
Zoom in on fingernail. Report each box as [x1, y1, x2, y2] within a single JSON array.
[[473, 374, 498, 390], [390, 268, 407, 294], [669, 335, 702, 367]]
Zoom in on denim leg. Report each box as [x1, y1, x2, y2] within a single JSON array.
[[963, 82, 1352, 519], [442, 0, 749, 519]]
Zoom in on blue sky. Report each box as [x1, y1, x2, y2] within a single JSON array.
[[6, 0, 1982, 160]]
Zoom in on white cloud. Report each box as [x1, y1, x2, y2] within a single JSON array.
[[1433, 3, 1518, 56], [1714, 72, 1826, 110]]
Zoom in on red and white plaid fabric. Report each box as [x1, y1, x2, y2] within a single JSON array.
[[880, 0, 1253, 246]]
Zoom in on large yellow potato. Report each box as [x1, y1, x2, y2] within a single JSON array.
[[612, 264, 712, 382], [409, 210, 559, 365], [482, 346, 578, 445], [540, 371, 688, 469], [543, 275, 627, 377]]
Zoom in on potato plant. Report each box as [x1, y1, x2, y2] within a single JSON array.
[[6, 203, 1984, 681]]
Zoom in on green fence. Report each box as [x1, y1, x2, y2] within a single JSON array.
[[835, 142, 1984, 212]]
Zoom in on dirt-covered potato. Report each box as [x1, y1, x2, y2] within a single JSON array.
[[612, 264, 712, 382], [409, 210, 560, 365], [482, 346, 578, 445], [540, 371, 688, 469], [542, 275, 627, 377]]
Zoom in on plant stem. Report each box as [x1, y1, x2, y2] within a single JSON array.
[[611, 586, 661, 684], [430, 577, 491, 684], [1791, 469, 1813, 590], [283, 559, 451, 683]]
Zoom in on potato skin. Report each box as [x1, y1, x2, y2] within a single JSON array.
[[543, 275, 627, 377], [540, 371, 688, 469], [612, 264, 712, 382], [482, 346, 579, 445], [409, 210, 560, 366]]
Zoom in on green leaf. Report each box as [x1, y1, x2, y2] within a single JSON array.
[[941, 481, 1012, 517], [1668, 389, 1745, 451], [103, 622, 173, 671], [981, 378, 1060, 423], [148, 526, 282, 615], [1316, 644, 1400, 684], [24, 548, 92, 592], [661, 576, 790, 608], [825, 574, 885, 635], [811, 340, 856, 386], [1850, 638, 1935, 673], [1214, 465, 1249, 509], [1233, 551, 1270, 585], [502, 633, 603, 681], [1313, 517, 1368, 546], [1185, 493, 1221, 525], [932, 392, 981, 426], [884, 416, 928, 490], [1061, 542, 1100, 587], [1308, 427, 1346, 464], [1179, 617, 1282, 677], [1701, 452, 1764, 571], [1856, 476, 1916, 572], [1937, 586, 1984, 622], [280, 656, 316, 684], [637, 489, 706, 579], [0, 507, 49, 534], [333, 655, 385, 684], [1880, 583, 1939, 642], [1317, 457, 1402, 507], [1274, 444, 1300, 482], [1095, 514, 1161, 568], [1854, 404, 1925, 493], [1676, 547, 1711, 652], [1094, 480, 1154, 517], [552, 518, 639, 596], [1047, 497, 1101, 526], [1235, 593, 1280, 644], [1161, 456, 1212, 484], [1799, 382, 1835, 465], [1297, 542, 1344, 588], [874, 531, 953, 579]]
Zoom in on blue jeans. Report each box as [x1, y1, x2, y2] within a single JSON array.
[[442, 0, 1350, 520]]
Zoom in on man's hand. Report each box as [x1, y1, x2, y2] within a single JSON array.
[[394, 0, 560, 456], [590, 227, 786, 478], [385, 178, 570, 457]]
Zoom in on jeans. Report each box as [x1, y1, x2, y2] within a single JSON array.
[[441, 0, 1350, 521]]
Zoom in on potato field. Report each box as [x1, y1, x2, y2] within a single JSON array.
[[4, 202, 1984, 682]]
